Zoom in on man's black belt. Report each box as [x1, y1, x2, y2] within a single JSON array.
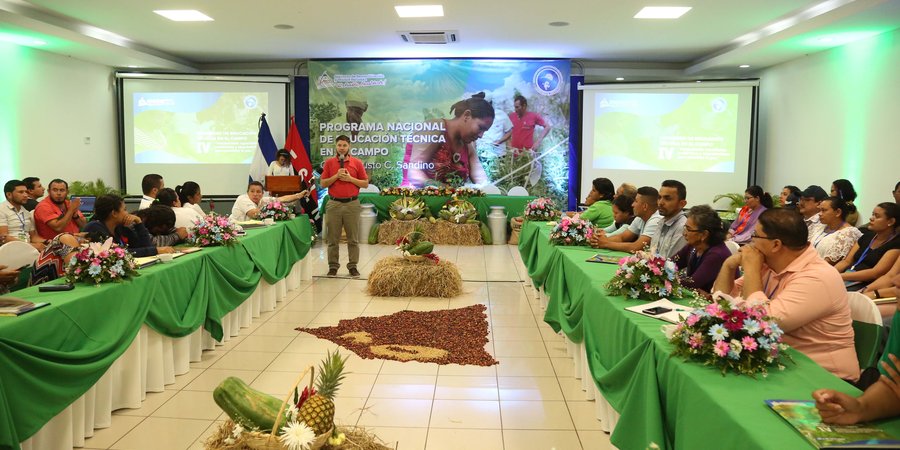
[[331, 196, 358, 203]]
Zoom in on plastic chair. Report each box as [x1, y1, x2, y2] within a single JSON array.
[[847, 291, 883, 368], [507, 186, 530, 196], [724, 240, 740, 255], [359, 184, 380, 193], [480, 184, 502, 195]]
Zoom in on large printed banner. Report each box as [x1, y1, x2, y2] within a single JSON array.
[[308, 59, 570, 205]]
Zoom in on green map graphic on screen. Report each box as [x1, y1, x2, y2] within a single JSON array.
[[593, 93, 738, 172], [133, 92, 266, 164], [308, 59, 571, 207]]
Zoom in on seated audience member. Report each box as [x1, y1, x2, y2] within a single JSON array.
[[157, 187, 203, 229], [651, 179, 688, 258], [809, 196, 863, 265], [84, 194, 173, 256], [798, 185, 828, 234], [603, 194, 635, 237], [780, 185, 802, 209], [138, 173, 164, 210], [231, 181, 307, 222], [835, 203, 900, 287], [728, 185, 772, 245], [268, 149, 296, 176], [894, 181, 900, 204], [673, 205, 731, 293], [713, 208, 859, 381], [813, 273, 900, 424], [31, 233, 82, 285], [0, 180, 45, 250], [590, 186, 660, 253], [176, 181, 205, 216], [616, 182, 637, 200], [832, 179, 860, 226], [134, 205, 188, 247], [22, 177, 43, 211], [863, 256, 900, 300], [33, 178, 87, 240], [0, 265, 20, 294], [579, 177, 615, 228]]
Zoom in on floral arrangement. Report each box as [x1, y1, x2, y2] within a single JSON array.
[[548, 215, 594, 246], [65, 238, 140, 285], [605, 251, 694, 301], [438, 198, 477, 224], [381, 186, 417, 197], [188, 213, 240, 247], [389, 196, 427, 221], [524, 197, 559, 221], [453, 187, 485, 197], [418, 185, 456, 196], [669, 293, 789, 377], [259, 200, 291, 221]]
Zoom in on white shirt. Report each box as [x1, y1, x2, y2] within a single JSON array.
[[652, 211, 687, 259], [0, 201, 35, 240], [183, 202, 205, 216], [230, 194, 273, 222], [268, 161, 295, 176], [138, 195, 155, 210], [809, 223, 863, 263], [173, 206, 205, 229]]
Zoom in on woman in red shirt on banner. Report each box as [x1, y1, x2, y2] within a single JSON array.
[[728, 185, 773, 245]]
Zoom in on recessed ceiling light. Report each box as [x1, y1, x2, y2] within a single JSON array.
[[634, 6, 692, 19], [696, 80, 702, 83], [616, 77, 625, 81], [274, 24, 294, 30], [395, 5, 444, 18], [127, 65, 138, 68], [739, 64, 750, 68], [548, 21, 569, 27], [153, 10, 214, 22]]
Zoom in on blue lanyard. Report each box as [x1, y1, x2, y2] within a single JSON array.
[[812, 223, 843, 249], [851, 233, 897, 271]]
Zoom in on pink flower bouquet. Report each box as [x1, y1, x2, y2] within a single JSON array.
[[524, 197, 559, 221], [65, 237, 139, 285], [260, 200, 291, 221], [605, 250, 693, 301], [188, 213, 240, 247], [548, 215, 593, 246]]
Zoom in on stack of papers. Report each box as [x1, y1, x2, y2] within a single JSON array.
[[0, 297, 49, 317], [624, 299, 694, 324], [133, 256, 159, 268]]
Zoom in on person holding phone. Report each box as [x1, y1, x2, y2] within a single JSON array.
[[34, 178, 86, 240]]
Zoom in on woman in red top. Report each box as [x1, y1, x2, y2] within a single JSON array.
[[401, 93, 493, 187]]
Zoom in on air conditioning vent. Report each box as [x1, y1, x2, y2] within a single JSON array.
[[398, 31, 458, 44]]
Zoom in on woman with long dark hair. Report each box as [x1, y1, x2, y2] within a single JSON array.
[[727, 185, 773, 245], [809, 196, 862, 265], [83, 194, 174, 257]]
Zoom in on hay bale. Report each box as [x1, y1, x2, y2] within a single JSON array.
[[377, 219, 482, 246], [366, 256, 462, 298]]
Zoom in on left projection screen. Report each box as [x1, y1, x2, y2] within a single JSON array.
[[119, 75, 289, 195]]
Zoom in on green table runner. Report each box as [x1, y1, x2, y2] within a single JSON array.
[[0, 217, 312, 449], [321, 193, 536, 222], [519, 223, 900, 450]]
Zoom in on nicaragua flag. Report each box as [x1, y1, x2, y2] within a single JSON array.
[[249, 113, 278, 183]]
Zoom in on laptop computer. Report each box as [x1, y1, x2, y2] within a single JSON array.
[[72, 196, 95, 215]]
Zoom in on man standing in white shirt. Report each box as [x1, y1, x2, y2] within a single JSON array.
[[139, 174, 164, 210], [652, 179, 688, 259]]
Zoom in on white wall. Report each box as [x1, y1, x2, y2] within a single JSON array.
[[1, 43, 119, 189], [757, 28, 900, 221]]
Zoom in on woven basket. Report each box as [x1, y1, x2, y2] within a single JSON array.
[[234, 367, 332, 450]]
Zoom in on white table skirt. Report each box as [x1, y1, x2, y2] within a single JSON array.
[[536, 288, 620, 435], [20, 260, 306, 450]]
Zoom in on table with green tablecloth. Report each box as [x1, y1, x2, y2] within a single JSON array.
[[321, 193, 536, 222], [0, 217, 312, 450], [517, 220, 900, 450]]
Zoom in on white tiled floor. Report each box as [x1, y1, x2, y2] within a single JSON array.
[[82, 243, 613, 450]]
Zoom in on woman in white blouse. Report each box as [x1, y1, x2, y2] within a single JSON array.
[[810, 196, 862, 265], [157, 188, 205, 229], [175, 181, 205, 216], [267, 149, 295, 176]]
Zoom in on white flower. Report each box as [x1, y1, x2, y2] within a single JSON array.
[[279, 421, 316, 450], [286, 404, 299, 421]]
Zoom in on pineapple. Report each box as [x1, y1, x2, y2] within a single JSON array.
[[298, 350, 348, 435]]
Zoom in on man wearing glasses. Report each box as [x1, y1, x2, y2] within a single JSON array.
[[712, 208, 859, 382]]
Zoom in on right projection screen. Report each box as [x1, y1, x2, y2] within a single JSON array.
[[580, 81, 758, 206]]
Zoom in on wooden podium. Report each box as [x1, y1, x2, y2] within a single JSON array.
[[265, 176, 302, 196]]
